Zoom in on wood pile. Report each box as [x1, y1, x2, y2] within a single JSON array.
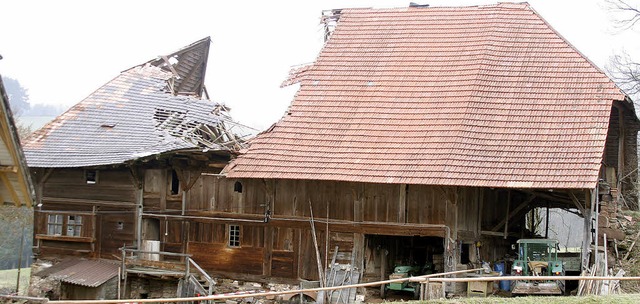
[[577, 266, 624, 295]]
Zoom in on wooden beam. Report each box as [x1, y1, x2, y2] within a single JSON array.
[[504, 190, 511, 239], [0, 165, 17, 173], [398, 184, 407, 224], [491, 194, 535, 232], [480, 230, 518, 237], [0, 171, 21, 206], [569, 191, 585, 213], [617, 104, 625, 197]]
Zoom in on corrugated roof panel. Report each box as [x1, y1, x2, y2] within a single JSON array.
[[35, 259, 120, 288]]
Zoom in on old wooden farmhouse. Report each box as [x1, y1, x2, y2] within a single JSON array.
[[23, 38, 249, 300], [23, 3, 639, 302]]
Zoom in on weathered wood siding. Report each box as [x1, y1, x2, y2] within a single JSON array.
[[35, 168, 137, 259]]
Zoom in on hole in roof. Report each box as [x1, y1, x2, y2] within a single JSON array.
[[100, 123, 116, 128]]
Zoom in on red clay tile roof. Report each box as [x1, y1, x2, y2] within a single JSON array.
[[226, 3, 627, 189]]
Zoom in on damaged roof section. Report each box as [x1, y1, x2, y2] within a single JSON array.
[[143, 36, 211, 98], [23, 39, 249, 168]]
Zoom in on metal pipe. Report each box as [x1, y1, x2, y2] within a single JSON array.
[[593, 186, 599, 270], [136, 185, 143, 251]]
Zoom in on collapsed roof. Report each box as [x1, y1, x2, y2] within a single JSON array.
[[226, 3, 637, 189], [24, 38, 247, 168]]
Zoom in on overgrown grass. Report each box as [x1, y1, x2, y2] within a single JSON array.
[[401, 294, 640, 304], [0, 268, 30, 295]]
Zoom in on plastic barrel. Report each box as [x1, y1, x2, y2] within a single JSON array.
[[493, 262, 510, 291]]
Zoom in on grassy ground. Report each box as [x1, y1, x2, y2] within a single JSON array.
[[398, 294, 640, 304], [404, 294, 640, 304], [0, 268, 30, 295]]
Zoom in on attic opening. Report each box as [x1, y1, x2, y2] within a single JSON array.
[[170, 170, 180, 195], [233, 181, 243, 193], [85, 170, 98, 184]]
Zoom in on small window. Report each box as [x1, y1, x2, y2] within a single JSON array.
[[85, 170, 98, 184], [47, 214, 63, 235], [233, 181, 243, 193], [228, 225, 240, 247], [170, 170, 180, 195], [66, 215, 82, 236], [117, 221, 124, 230]]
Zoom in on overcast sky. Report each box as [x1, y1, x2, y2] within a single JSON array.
[[1, 0, 639, 131]]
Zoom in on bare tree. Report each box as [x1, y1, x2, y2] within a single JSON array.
[[606, 0, 640, 100], [607, 0, 640, 30]]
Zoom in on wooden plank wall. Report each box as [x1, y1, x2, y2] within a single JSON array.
[[139, 172, 529, 282], [36, 168, 137, 259]]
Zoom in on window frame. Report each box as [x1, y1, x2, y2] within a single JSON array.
[[85, 170, 99, 184], [47, 214, 64, 236], [45, 213, 84, 237], [228, 224, 241, 248], [66, 215, 83, 236]]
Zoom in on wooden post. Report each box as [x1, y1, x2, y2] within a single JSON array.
[[263, 227, 273, 277], [15, 223, 25, 294], [504, 191, 510, 239], [617, 105, 625, 197], [309, 201, 325, 287], [380, 249, 387, 298], [545, 202, 550, 239], [425, 278, 430, 300], [582, 190, 592, 271], [398, 184, 407, 223]]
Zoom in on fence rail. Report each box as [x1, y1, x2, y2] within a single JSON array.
[[29, 270, 640, 304]]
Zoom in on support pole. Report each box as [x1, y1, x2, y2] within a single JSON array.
[[16, 223, 25, 294], [136, 186, 143, 251], [594, 187, 599, 269], [545, 202, 550, 239], [309, 201, 325, 287], [504, 191, 510, 239]]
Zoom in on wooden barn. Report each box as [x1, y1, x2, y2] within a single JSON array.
[[219, 2, 639, 295], [22, 3, 640, 301]]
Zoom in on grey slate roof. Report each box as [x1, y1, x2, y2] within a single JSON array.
[[23, 65, 234, 168]]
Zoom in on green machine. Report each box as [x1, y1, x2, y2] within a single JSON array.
[[382, 263, 434, 299], [511, 239, 565, 295]]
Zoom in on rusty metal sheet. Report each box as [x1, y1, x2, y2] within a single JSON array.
[[37, 259, 119, 288]]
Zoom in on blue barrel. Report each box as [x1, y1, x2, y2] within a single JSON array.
[[493, 262, 511, 291]]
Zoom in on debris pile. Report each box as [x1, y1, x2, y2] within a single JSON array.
[[617, 210, 640, 293]]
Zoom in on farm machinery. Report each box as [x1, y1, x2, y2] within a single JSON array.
[[511, 239, 565, 295], [381, 263, 434, 299]]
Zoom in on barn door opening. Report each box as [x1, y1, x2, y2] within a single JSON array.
[[142, 218, 160, 241], [363, 235, 444, 299]]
